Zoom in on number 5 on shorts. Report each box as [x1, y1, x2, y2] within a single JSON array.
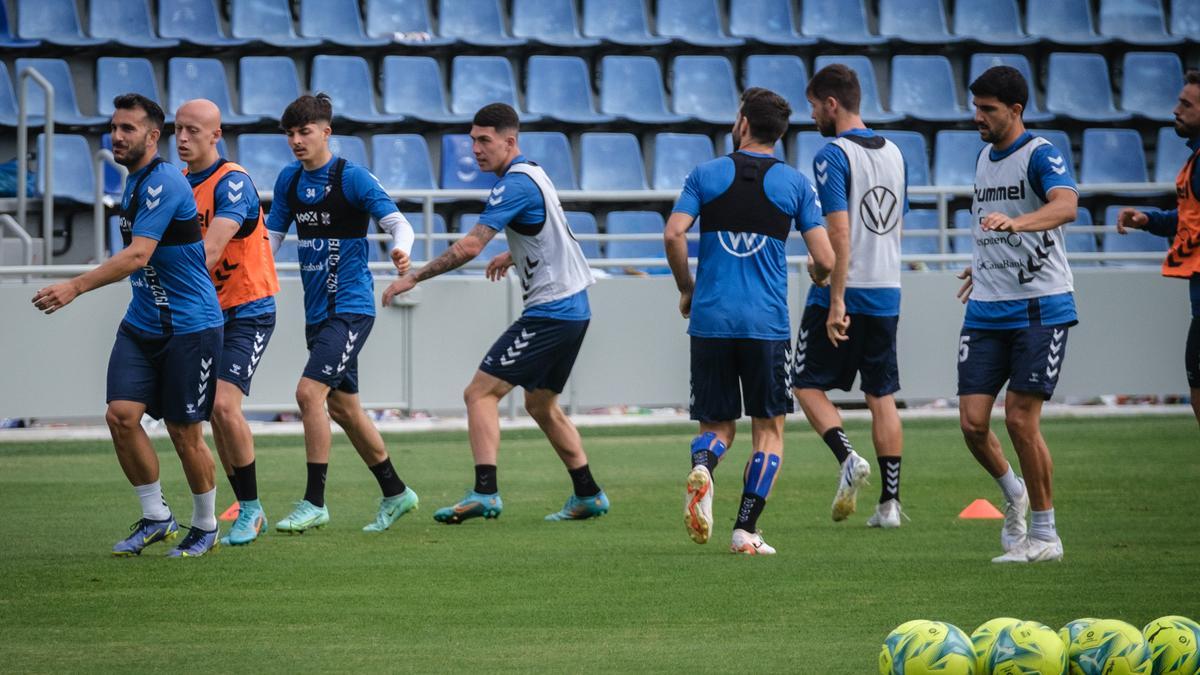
[[958, 335, 970, 363]]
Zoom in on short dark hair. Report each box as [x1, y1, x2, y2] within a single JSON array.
[[1187, 69, 1200, 87], [280, 93, 333, 131], [969, 66, 1029, 110], [472, 103, 519, 132], [806, 64, 861, 114], [739, 87, 791, 144], [112, 93, 164, 132]]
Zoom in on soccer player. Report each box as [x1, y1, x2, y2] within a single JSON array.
[[32, 94, 224, 557], [666, 88, 834, 555], [1116, 70, 1200, 428], [265, 94, 419, 534], [957, 66, 1079, 563], [175, 99, 279, 546], [382, 103, 608, 524], [791, 64, 909, 529]]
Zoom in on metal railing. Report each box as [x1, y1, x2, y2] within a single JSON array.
[[93, 149, 127, 264], [15, 67, 53, 267]]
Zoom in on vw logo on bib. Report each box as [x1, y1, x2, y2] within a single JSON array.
[[859, 185, 899, 236], [718, 231, 768, 257]]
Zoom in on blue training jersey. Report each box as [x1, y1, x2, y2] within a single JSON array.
[[121, 158, 222, 335], [266, 156, 398, 324], [673, 150, 824, 340]]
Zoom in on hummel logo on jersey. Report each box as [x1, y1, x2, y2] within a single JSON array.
[[1047, 155, 1067, 175], [147, 184, 162, 197], [492, 185, 506, 195], [228, 190, 243, 204], [815, 160, 829, 186], [488, 195, 504, 206]]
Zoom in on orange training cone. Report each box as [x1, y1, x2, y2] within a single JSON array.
[[219, 502, 240, 522], [958, 499, 1004, 519]]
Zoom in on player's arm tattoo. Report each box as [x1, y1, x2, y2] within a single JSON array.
[[413, 224, 498, 282]]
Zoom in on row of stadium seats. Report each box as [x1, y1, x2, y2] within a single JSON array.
[[3, 0, 1198, 51]]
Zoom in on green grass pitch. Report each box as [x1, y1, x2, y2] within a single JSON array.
[[0, 416, 1196, 672]]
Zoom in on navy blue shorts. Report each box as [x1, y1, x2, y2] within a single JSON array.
[[107, 321, 223, 423], [690, 337, 794, 422], [218, 312, 276, 396], [957, 324, 1069, 400], [1186, 317, 1199, 389], [479, 316, 589, 393], [792, 305, 900, 397], [302, 313, 374, 394]]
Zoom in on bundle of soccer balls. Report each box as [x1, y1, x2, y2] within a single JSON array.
[[878, 615, 1200, 674]]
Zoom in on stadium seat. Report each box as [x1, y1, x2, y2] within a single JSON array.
[[671, 56, 739, 125], [0, 65, 16, 127], [952, 0, 1037, 45], [1101, 205, 1169, 265], [512, 0, 599, 47], [168, 58, 262, 126], [371, 134, 437, 195], [364, 0, 455, 45], [166, 135, 228, 172], [526, 56, 614, 124], [310, 55, 404, 125], [605, 211, 667, 273], [743, 55, 812, 124], [239, 57, 301, 122], [599, 56, 688, 124], [231, 0, 322, 48], [90, 0, 179, 49], [158, 0, 251, 48], [405, 212, 448, 261], [950, 209, 975, 253], [457, 214, 509, 268], [235, 134, 294, 194], [812, 56, 903, 124], [1080, 128, 1149, 185], [657, 0, 744, 47], [15, 0, 106, 47], [1171, 0, 1200, 40], [877, 0, 962, 44], [879, 131, 932, 203], [1045, 53, 1133, 123], [519, 132, 578, 190], [1033, 130, 1075, 174], [299, 0, 390, 47], [720, 134, 784, 160], [581, 0, 669, 45], [1121, 52, 1184, 122], [933, 131, 986, 186], [889, 56, 971, 122], [728, 0, 813, 45], [968, 54, 1053, 124], [440, 134, 498, 190], [0, 2, 40, 48], [1026, 0, 1111, 45], [1064, 208, 1099, 266], [13, 58, 107, 127], [1155, 127, 1194, 183], [36, 133, 93, 204], [801, 0, 885, 44], [1099, 0, 1184, 45], [790, 131, 832, 183], [99, 134, 123, 195], [96, 58, 162, 118], [329, 135, 369, 168], [579, 133, 647, 191], [438, 0, 525, 46], [380, 56, 470, 125], [653, 133, 714, 191], [450, 56, 540, 122], [566, 211, 601, 259], [902, 210, 942, 262]]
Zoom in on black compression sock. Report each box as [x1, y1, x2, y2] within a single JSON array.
[[822, 427, 854, 465], [304, 462, 328, 508], [234, 461, 257, 502], [879, 456, 901, 504], [567, 464, 601, 498], [734, 493, 766, 533], [369, 458, 407, 498], [474, 464, 498, 495]]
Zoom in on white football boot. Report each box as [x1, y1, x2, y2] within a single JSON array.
[[684, 464, 713, 545], [730, 529, 776, 555], [866, 498, 905, 529], [1000, 478, 1029, 553], [832, 452, 871, 521], [992, 535, 1063, 563]]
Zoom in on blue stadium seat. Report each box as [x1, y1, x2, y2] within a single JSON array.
[[1064, 208, 1099, 267], [729, 0, 813, 45], [512, 0, 599, 47], [15, 0, 106, 47], [653, 133, 714, 191], [0, 2, 40, 48], [371, 134, 437, 195], [404, 212, 448, 261], [310, 55, 404, 125], [902, 210, 942, 260], [1045, 53, 1132, 123], [380, 56, 469, 125], [950, 209, 975, 253], [1156, 127, 1194, 183], [440, 134, 498, 190], [657, 0, 744, 47], [606, 211, 667, 273], [526, 56, 614, 124], [166, 135, 228, 172], [364, 0, 455, 45], [1099, 0, 1184, 45], [520, 132, 578, 190], [299, 0, 390, 47], [566, 211, 601, 259], [457, 214, 509, 268], [952, 0, 1037, 45], [879, 130, 932, 203], [933, 130, 986, 186], [37, 134, 93, 204], [438, 0, 525, 46], [450, 56, 540, 122], [231, 0, 321, 48], [720, 134, 784, 160], [581, 0, 669, 45], [580, 133, 647, 191], [99, 134, 123, 195], [329, 135, 369, 167], [1026, 0, 1111, 45], [671, 56, 739, 125], [97, 58, 161, 118], [743, 55, 812, 124], [0, 65, 20, 127], [1101, 205, 1169, 265], [878, 0, 962, 44], [158, 0, 251, 48], [813, 56, 903, 124], [890, 56, 970, 122], [1080, 129, 1148, 185], [239, 57, 300, 122], [1171, 0, 1200, 40], [235, 134, 294, 194], [801, 0, 886, 44], [168, 58, 262, 126], [1034, 130, 1075, 173], [599, 56, 688, 124], [90, 0, 179, 48], [1121, 52, 1183, 122], [968, 54, 1053, 124], [790, 131, 832, 183], [13, 58, 107, 127]]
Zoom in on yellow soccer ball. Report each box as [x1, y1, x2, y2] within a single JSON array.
[[985, 620, 1068, 675], [1059, 618, 1099, 647], [882, 621, 976, 675], [1142, 615, 1200, 675], [1068, 619, 1153, 675], [880, 620, 933, 675], [972, 617, 1023, 672]]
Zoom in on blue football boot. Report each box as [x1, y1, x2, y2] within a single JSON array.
[[545, 490, 610, 521], [112, 516, 180, 557], [167, 527, 219, 558], [363, 489, 419, 532], [221, 499, 267, 546], [433, 491, 503, 524]]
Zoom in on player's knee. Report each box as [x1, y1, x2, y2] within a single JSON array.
[[1004, 412, 1037, 441], [105, 405, 140, 434], [210, 396, 239, 426], [327, 401, 355, 427], [524, 396, 555, 422], [295, 386, 323, 414], [960, 416, 990, 440]]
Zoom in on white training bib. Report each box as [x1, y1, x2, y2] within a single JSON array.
[[831, 135, 906, 289]]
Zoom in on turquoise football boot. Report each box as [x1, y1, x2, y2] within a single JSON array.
[[363, 489, 419, 532], [433, 491, 502, 524], [545, 490, 610, 521], [221, 499, 267, 546], [275, 500, 329, 534]]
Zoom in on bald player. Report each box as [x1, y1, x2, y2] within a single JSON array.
[[176, 99, 280, 547]]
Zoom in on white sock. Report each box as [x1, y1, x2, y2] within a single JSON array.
[[1030, 508, 1057, 541], [191, 488, 217, 532], [134, 481, 171, 521], [995, 466, 1024, 504]]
